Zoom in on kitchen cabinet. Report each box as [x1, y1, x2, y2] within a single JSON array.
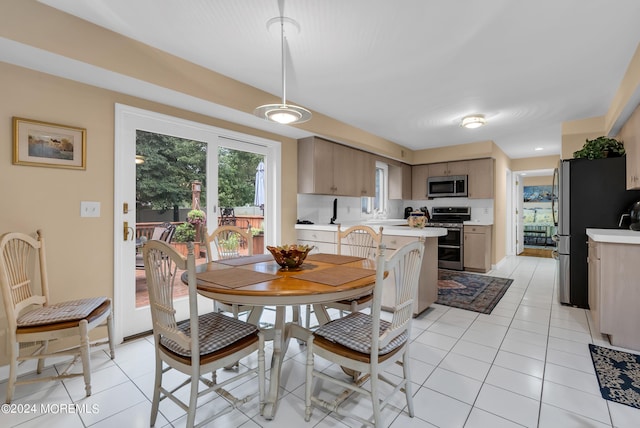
[[297, 136, 375, 196], [296, 229, 336, 254], [464, 225, 492, 272], [355, 150, 376, 197], [428, 161, 469, 177], [411, 164, 429, 199], [587, 237, 640, 351], [467, 158, 494, 198], [380, 234, 438, 316], [389, 163, 412, 199]]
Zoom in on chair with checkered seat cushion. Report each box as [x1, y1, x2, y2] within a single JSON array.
[[143, 240, 265, 428], [0, 230, 115, 404], [304, 239, 425, 427]]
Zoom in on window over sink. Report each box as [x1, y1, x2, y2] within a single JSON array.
[[362, 161, 388, 216]]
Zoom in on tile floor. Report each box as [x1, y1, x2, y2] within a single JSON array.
[[2, 255, 640, 427]]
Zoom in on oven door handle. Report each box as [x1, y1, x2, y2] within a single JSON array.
[[438, 244, 461, 249]]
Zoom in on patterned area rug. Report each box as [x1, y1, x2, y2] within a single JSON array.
[[437, 269, 513, 314], [589, 344, 640, 409]]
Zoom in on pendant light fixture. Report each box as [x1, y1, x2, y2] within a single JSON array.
[[254, 17, 311, 125]]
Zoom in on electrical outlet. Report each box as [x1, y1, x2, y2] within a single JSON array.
[[80, 201, 101, 218], [483, 208, 489, 214]]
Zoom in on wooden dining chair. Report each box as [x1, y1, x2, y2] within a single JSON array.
[[143, 240, 265, 428], [0, 230, 115, 404], [203, 225, 254, 318], [304, 239, 425, 427]]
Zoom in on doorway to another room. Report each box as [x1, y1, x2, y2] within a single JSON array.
[[515, 169, 557, 258]]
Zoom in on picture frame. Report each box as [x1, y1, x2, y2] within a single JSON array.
[[12, 117, 86, 170]]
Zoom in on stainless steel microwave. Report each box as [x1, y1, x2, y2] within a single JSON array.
[[427, 175, 468, 198]]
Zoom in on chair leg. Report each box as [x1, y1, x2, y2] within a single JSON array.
[[79, 320, 92, 397], [150, 350, 162, 426], [403, 352, 415, 417], [370, 365, 383, 427], [106, 301, 116, 359], [258, 332, 266, 415], [186, 370, 199, 428], [304, 335, 314, 422], [6, 341, 19, 404], [37, 340, 49, 374]]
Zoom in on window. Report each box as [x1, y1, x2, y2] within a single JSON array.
[[362, 161, 388, 215]]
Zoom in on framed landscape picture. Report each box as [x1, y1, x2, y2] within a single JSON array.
[[523, 185, 553, 202], [13, 117, 86, 170]]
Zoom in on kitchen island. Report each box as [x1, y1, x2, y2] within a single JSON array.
[[295, 220, 446, 316], [586, 228, 640, 351]]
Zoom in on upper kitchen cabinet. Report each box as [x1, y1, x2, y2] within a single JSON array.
[[411, 164, 430, 200], [389, 163, 412, 199], [429, 161, 469, 177], [297, 136, 374, 196], [467, 158, 494, 198], [355, 150, 376, 197]]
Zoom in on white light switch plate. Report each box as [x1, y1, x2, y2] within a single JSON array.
[[80, 201, 101, 217]]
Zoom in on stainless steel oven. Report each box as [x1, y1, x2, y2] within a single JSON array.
[[436, 224, 464, 270], [425, 207, 471, 271]]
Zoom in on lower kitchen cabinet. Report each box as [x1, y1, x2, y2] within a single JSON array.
[[463, 225, 492, 273], [588, 237, 640, 351]]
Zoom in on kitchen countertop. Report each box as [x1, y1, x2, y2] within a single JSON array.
[[586, 228, 640, 244], [295, 220, 447, 238], [463, 220, 493, 226]]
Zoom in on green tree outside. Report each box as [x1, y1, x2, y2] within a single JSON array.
[[136, 131, 263, 220]]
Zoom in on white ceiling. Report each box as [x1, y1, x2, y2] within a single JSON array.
[[30, 1, 640, 158]]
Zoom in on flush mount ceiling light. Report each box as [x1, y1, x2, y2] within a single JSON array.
[[254, 17, 311, 125], [460, 115, 486, 129]]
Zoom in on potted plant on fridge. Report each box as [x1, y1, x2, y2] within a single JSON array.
[[573, 136, 625, 160]]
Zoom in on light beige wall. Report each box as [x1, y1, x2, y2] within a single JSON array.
[[412, 141, 494, 164], [561, 117, 606, 159], [523, 176, 553, 187], [511, 155, 560, 172], [606, 43, 640, 134]]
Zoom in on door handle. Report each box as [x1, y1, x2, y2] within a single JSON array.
[[124, 221, 134, 241]]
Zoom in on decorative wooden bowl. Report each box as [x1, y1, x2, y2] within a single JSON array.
[[267, 244, 313, 270]]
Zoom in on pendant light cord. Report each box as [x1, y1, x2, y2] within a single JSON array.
[[279, 18, 287, 106]]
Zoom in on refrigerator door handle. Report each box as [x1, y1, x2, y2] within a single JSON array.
[[552, 167, 559, 226]]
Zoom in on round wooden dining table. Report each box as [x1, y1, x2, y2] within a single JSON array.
[[189, 253, 378, 420]]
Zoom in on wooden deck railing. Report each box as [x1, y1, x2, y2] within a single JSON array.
[[136, 215, 264, 241]]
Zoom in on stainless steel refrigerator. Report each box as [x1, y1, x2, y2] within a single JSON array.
[[554, 156, 640, 308]]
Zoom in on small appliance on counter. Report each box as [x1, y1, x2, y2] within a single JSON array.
[[404, 207, 413, 219], [618, 201, 640, 230]]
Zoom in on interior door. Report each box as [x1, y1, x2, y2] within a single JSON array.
[[114, 104, 281, 341]]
